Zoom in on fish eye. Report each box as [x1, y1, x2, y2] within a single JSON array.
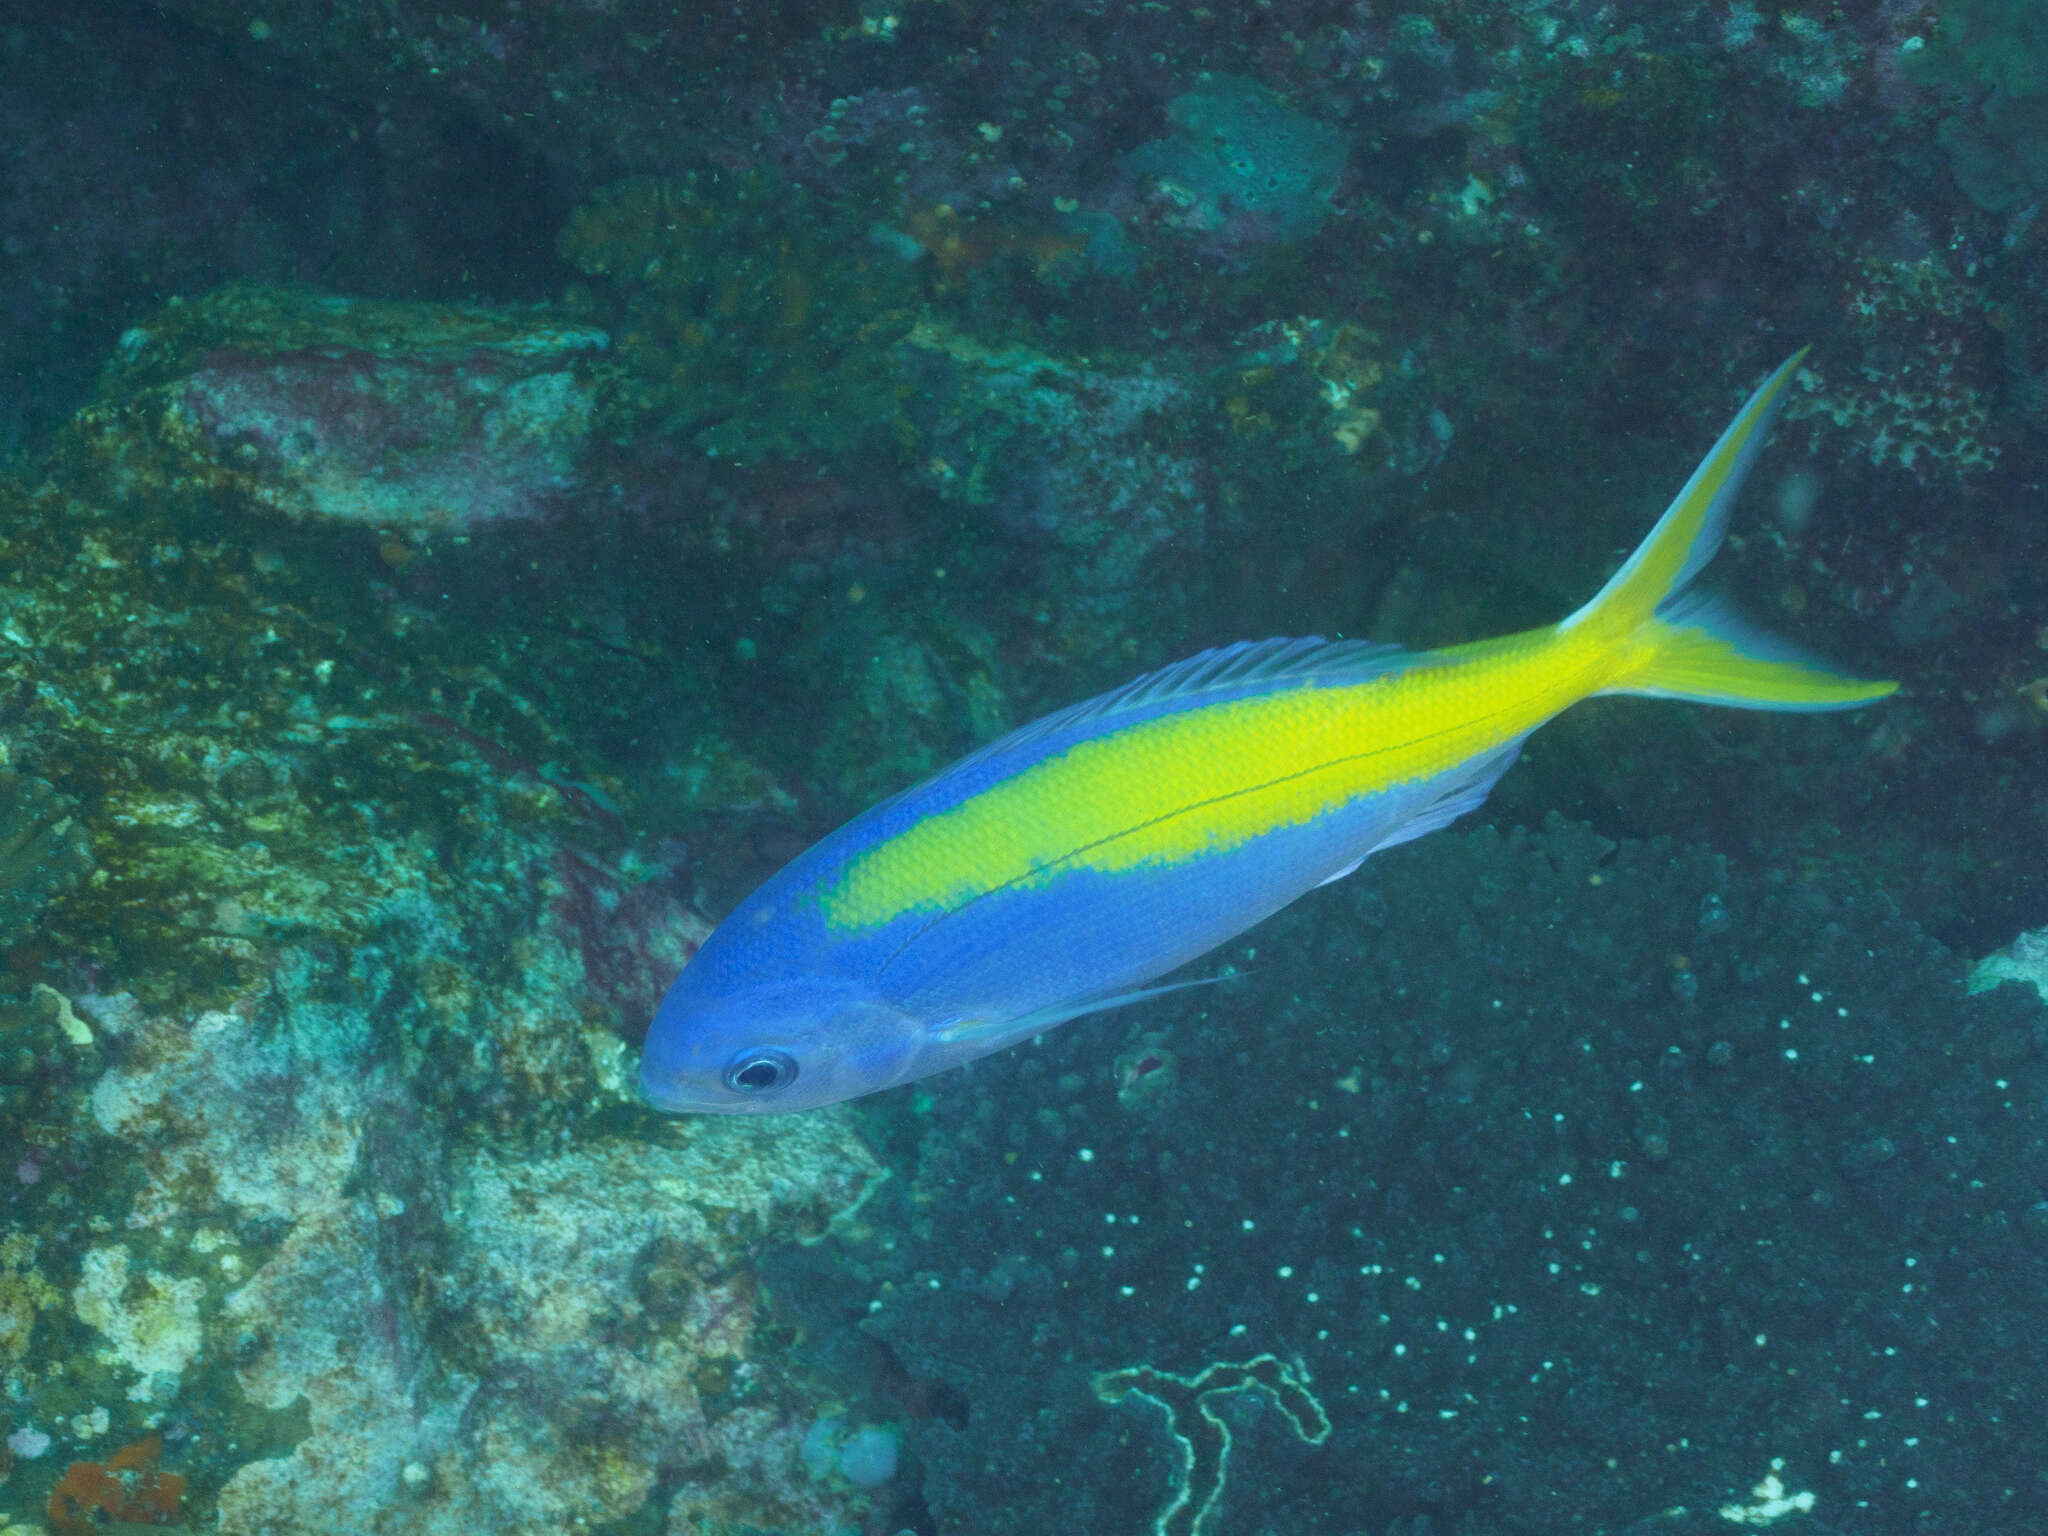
[[722, 1048, 799, 1095]]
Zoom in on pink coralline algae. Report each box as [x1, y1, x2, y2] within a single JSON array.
[[549, 847, 710, 1035], [82, 285, 609, 534], [173, 345, 594, 532]]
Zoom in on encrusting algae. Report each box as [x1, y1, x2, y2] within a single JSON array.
[[46, 1433, 187, 1533], [0, 769, 92, 944], [559, 172, 922, 464]]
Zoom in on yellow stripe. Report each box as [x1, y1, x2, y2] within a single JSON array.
[[821, 623, 1615, 931], [820, 351, 1888, 934]]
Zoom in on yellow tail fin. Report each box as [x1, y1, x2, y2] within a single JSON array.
[[1565, 350, 1897, 713]]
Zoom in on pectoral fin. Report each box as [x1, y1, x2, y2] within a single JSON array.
[[932, 975, 1223, 1049]]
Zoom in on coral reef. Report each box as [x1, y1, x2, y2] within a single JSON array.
[[1970, 923, 2048, 999], [0, 282, 893, 1533], [559, 174, 920, 466], [69, 1247, 203, 1406], [0, 770, 92, 943], [901, 320, 1206, 658], [1782, 254, 2002, 477], [1118, 74, 1350, 268], [1905, 0, 2048, 212], [79, 285, 608, 533], [5, 5, 2048, 1535], [55, 917, 884, 1534], [0, 1237, 59, 1366]]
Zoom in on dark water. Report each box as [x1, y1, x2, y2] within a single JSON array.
[[0, 3, 2042, 1534]]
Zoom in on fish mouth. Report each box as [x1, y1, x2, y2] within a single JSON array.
[[636, 1055, 704, 1115]]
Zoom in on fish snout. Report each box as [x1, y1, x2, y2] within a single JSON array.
[[638, 982, 924, 1114]]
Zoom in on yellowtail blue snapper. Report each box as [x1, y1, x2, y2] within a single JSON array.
[[640, 352, 1895, 1114]]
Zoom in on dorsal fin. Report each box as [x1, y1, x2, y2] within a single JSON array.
[[950, 636, 1414, 777]]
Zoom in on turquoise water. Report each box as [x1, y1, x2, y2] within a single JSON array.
[[1, 5, 2040, 1535]]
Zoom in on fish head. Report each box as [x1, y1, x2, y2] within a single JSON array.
[[638, 975, 928, 1114]]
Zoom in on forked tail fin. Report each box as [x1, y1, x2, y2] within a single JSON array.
[[1564, 350, 1897, 712]]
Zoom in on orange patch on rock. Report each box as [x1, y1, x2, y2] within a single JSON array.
[[47, 1432, 187, 1533]]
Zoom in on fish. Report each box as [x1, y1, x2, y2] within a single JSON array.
[[639, 351, 1895, 1114]]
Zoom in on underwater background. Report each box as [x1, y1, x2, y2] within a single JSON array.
[[0, 1, 2043, 1532]]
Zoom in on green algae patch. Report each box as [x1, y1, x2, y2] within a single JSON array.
[[0, 471, 595, 1011], [0, 1234, 61, 1365], [0, 769, 93, 951], [559, 172, 922, 465], [0, 282, 677, 1013]]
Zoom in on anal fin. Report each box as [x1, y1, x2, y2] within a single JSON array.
[[1365, 739, 1524, 856]]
